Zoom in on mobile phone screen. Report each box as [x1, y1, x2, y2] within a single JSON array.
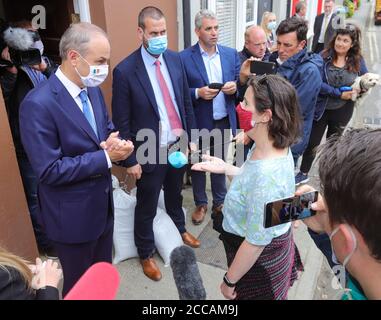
[[264, 191, 319, 228], [250, 60, 276, 75]]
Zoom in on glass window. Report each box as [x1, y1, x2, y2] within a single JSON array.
[[216, 0, 237, 48], [246, 0, 255, 23]]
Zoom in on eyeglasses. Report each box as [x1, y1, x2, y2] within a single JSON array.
[[257, 74, 275, 109]]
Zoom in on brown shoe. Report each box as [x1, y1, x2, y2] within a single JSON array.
[[140, 258, 162, 281], [192, 205, 207, 225], [212, 204, 223, 215], [181, 232, 201, 248]]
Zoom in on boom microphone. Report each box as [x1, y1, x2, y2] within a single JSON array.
[[170, 245, 206, 300], [3, 27, 34, 51]]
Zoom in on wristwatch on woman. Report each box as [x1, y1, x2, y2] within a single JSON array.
[[223, 273, 237, 288]]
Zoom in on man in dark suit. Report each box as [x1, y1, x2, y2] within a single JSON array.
[[112, 6, 200, 282], [19, 23, 133, 296], [312, 0, 337, 53], [180, 10, 240, 225]]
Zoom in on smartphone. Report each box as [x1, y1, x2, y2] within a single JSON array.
[[208, 82, 224, 90], [264, 191, 319, 228], [250, 60, 276, 75]]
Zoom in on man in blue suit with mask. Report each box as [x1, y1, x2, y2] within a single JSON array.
[[19, 23, 133, 296], [112, 6, 200, 282], [180, 10, 240, 226]]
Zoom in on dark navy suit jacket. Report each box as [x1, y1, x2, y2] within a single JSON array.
[[19, 74, 115, 244], [180, 43, 240, 135], [112, 47, 196, 172]]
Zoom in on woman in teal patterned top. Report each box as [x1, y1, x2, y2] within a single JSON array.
[[192, 75, 303, 300]]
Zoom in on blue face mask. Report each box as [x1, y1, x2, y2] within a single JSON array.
[[267, 21, 277, 31], [146, 35, 168, 56]]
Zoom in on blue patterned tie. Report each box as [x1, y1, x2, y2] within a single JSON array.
[[79, 90, 98, 138]]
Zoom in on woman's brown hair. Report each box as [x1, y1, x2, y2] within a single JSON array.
[[322, 23, 363, 73], [247, 74, 302, 149]]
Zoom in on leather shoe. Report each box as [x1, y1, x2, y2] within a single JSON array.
[[192, 205, 207, 225], [181, 232, 201, 248], [212, 204, 223, 216], [140, 258, 162, 281]]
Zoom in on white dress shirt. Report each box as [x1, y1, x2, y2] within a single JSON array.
[[318, 12, 333, 44], [55, 67, 112, 168], [140, 46, 182, 146]]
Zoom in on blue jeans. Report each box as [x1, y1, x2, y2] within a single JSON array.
[[17, 155, 51, 250], [307, 228, 337, 269]]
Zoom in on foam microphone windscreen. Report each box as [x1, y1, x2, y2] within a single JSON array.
[[170, 245, 206, 300], [64, 262, 120, 300]]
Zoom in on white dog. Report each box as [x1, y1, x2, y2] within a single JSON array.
[[347, 73, 380, 129]]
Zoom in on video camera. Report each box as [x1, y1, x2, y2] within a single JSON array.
[[2, 27, 42, 67]]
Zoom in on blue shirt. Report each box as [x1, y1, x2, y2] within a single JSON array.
[[140, 46, 181, 146], [198, 44, 227, 120], [222, 147, 295, 246]]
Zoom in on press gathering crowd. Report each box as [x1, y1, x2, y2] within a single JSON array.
[[1, 0, 381, 301]]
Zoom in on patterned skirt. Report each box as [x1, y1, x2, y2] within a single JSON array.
[[220, 228, 304, 300]]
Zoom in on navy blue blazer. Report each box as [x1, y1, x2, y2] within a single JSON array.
[[19, 74, 115, 244], [112, 47, 196, 172], [180, 43, 240, 135]]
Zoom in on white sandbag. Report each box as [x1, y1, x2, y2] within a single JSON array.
[[112, 180, 138, 264], [112, 175, 119, 189], [153, 208, 183, 267]]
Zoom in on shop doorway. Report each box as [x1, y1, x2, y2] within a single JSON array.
[[0, 0, 79, 62]]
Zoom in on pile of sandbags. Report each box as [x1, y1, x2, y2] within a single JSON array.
[[112, 176, 185, 266]]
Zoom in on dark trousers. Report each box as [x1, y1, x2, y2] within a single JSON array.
[[17, 155, 51, 250], [192, 117, 230, 207], [314, 43, 325, 54], [53, 215, 114, 297], [135, 162, 187, 259], [307, 229, 338, 269], [300, 105, 354, 174]]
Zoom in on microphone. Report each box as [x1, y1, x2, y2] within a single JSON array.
[[170, 245, 206, 300], [3, 27, 34, 50], [64, 262, 120, 300]]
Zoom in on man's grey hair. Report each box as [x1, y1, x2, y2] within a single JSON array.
[[59, 22, 108, 60], [138, 6, 165, 29], [295, 1, 307, 13], [195, 9, 217, 29]]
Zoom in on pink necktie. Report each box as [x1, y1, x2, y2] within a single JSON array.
[[154, 60, 183, 134]]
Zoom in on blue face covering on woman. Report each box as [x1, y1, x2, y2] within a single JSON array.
[[146, 35, 168, 55]]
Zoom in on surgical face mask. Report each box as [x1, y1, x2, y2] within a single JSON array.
[[276, 57, 284, 66], [75, 53, 109, 87], [31, 40, 44, 55], [267, 21, 277, 31], [329, 225, 358, 268], [146, 35, 168, 56], [237, 103, 254, 132]]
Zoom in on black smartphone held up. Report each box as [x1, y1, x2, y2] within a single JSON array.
[[264, 191, 319, 228], [250, 60, 276, 75], [208, 82, 224, 90]]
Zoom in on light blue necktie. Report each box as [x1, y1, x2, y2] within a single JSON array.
[[79, 90, 98, 138]]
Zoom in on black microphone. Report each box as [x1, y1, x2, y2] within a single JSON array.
[[170, 246, 206, 300]]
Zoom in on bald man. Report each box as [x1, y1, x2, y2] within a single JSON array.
[[239, 25, 270, 65]]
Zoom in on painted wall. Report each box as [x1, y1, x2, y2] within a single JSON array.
[[90, 0, 179, 113], [0, 88, 38, 261]]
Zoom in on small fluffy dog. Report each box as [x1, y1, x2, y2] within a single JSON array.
[[347, 73, 380, 129], [351, 72, 380, 101]]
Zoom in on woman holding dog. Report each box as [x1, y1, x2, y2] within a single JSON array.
[[296, 23, 368, 186], [295, 23, 368, 270]]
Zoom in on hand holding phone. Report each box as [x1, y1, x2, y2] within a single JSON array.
[[264, 191, 319, 228], [208, 82, 224, 90], [250, 60, 276, 76]]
